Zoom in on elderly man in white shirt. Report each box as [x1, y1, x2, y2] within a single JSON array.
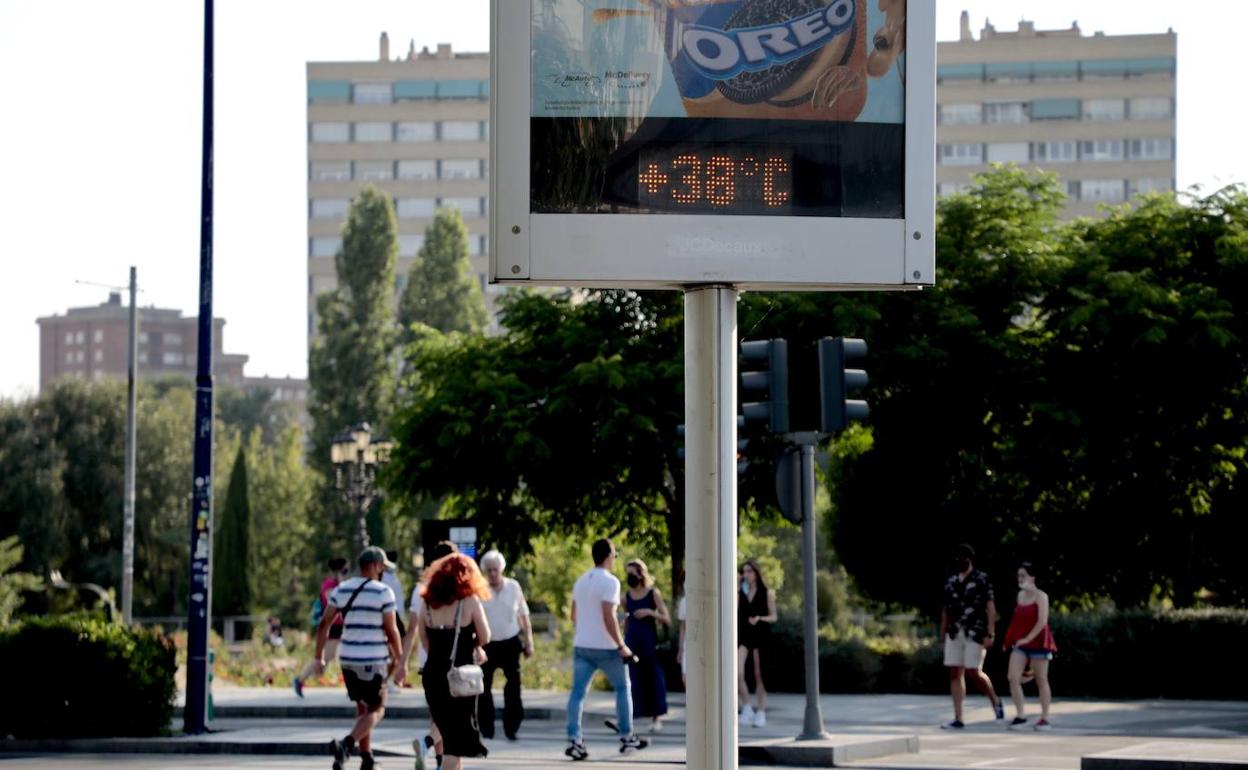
[[477, 550, 533, 741]]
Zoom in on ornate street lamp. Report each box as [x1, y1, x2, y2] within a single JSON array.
[[331, 422, 395, 549]]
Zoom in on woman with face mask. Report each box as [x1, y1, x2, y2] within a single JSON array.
[[622, 559, 671, 733], [1001, 561, 1057, 731], [737, 559, 778, 728]]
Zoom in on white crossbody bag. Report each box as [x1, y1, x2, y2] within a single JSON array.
[[445, 600, 484, 698]]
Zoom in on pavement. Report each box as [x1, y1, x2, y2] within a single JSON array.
[[2, 685, 1246, 768]]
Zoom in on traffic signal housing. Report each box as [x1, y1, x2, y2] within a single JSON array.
[[740, 339, 790, 434], [818, 337, 869, 433]]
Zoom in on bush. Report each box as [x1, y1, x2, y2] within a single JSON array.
[[0, 615, 176, 738]]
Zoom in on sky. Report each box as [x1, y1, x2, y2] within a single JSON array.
[[1, 0, 1244, 399]]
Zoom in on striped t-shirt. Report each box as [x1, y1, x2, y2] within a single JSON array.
[[330, 577, 396, 665]]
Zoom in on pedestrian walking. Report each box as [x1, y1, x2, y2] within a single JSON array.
[[295, 557, 350, 697], [313, 547, 402, 770], [400, 541, 459, 770], [623, 559, 670, 733], [1003, 561, 1057, 731], [737, 559, 778, 728], [400, 552, 492, 770], [477, 550, 534, 741], [564, 538, 649, 760], [940, 543, 1006, 729], [381, 551, 408, 694], [676, 574, 687, 688]]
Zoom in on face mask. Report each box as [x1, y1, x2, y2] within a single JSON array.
[[741, 580, 751, 594], [626, 574, 641, 588]]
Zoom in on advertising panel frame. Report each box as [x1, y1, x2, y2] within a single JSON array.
[[490, 0, 935, 290]]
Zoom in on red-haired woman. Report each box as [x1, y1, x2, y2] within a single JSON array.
[[401, 553, 492, 770]]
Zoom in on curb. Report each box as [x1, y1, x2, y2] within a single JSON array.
[[740, 734, 921, 767], [173, 705, 555, 720]]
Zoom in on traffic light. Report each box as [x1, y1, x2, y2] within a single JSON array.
[[740, 339, 790, 434], [818, 337, 869, 433]]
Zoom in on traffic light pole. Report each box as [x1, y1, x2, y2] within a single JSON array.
[[794, 433, 829, 739], [684, 286, 739, 770]]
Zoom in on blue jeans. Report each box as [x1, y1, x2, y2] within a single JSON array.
[[567, 646, 632, 740]]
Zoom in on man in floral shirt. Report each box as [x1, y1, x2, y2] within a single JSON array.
[[940, 544, 1004, 729]]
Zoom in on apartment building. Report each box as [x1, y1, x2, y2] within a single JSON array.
[[937, 13, 1176, 217], [306, 35, 492, 345], [36, 293, 249, 391]]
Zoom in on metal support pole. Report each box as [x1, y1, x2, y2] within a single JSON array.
[[121, 266, 138, 625], [184, 0, 215, 736], [684, 286, 738, 770], [798, 439, 829, 739]]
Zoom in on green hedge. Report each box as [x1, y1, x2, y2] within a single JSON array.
[[715, 609, 1248, 700], [0, 615, 176, 738]]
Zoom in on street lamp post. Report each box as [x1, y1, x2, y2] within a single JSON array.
[[331, 423, 394, 550]]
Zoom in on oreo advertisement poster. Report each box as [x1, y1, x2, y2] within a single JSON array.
[[532, 0, 907, 125]]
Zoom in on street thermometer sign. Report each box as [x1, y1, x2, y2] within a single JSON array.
[[490, 0, 935, 289]]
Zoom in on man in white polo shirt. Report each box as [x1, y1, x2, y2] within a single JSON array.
[[478, 550, 534, 741], [313, 546, 401, 770], [565, 538, 647, 760]]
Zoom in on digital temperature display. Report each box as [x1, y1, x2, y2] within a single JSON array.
[[637, 147, 794, 215]]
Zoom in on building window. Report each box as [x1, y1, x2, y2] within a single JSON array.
[[1132, 178, 1173, 195], [1032, 60, 1078, 81], [436, 80, 486, 99], [64, 332, 74, 345], [985, 61, 1032, 83], [1130, 97, 1172, 120], [938, 103, 982, 126], [353, 83, 392, 104], [311, 198, 350, 219], [1083, 99, 1125, 121], [138, 351, 148, 365], [397, 121, 436, 142], [1129, 138, 1173, 161], [441, 159, 482, 180], [311, 237, 342, 258], [1031, 98, 1081, 121], [397, 198, 436, 219], [94, 349, 104, 363], [354, 122, 392, 142], [984, 102, 1028, 124], [76, 331, 85, 344], [355, 161, 394, 181], [440, 121, 481, 141], [397, 160, 437, 180], [1080, 140, 1124, 162], [65, 351, 74, 364], [937, 63, 984, 83], [166, 333, 183, 346], [1032, 141, 1077, 164], [76, 350, 85, 363], [399, 235, 426, 257], [1081, 179, 1127, 203], [92, 370, 105, 382], [938, 143, 983, 166], [986, 142, 1030, 164], [937, 182, 970, 196], [310, 122, 350, 142], [394, 80, 437, 100], [93, 329, 104, 343], [139, 331, 149, 344], [308, 80, 351, 103], [163, 351, 185, 366], [440, 197, 482, 216], [310, 161, 351, 181]]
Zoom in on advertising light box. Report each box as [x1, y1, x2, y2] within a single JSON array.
[[490, 0, 935, 290]]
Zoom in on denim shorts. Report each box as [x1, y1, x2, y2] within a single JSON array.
[[1013, 647, 1054, 661]]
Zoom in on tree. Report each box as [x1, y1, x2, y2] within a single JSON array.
[[308, 185, 399, 473], [398, 206, 489, 344], [213, 445, 254, 617], [0, 535, 41, 625]]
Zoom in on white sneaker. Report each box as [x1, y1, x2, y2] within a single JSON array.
[[739, 704, 755, 725], [649, 718, 663, 733], [751, 709, 766, 728]]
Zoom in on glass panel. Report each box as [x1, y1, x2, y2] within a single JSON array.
[[984, 102, 1028, 124], [938, 143, 983, 166], [397, 121, 436, 142], [441, 197, 482, 216], [441, 159, 482, 180], [1032, 60, 1078, 80], [354, 122, 392, 142], [311, 161, 351, 181], [939, 103, 982, 126], [355, 161, 394, 181], [308, 80, 351, 103], [441, 121, 481, 141], [397, 160, 437, 180], [353, 83, 392, 104], [394, 80, 437, 99], [985, 62, 1032, 82], [938, 63, 984, 82], [1031, 98, 1081, 121], [1125, 57, 1175, 77], [1080, 140, 1124, 161], [311, 237, 342, 258], [398, 235, 426, 257], [397, 198, 436, 219], [310, 122, 349, 142], [1130, 97, 1172, 120], [1083, 99, 1125, 121], [1081, 59, 1128, 78], [1129, 138, 1172, 161], [1033, 141, 1077, 164], [311, 198, 350, 219], [1081, 179, 1126, 202], [986, 142, 1029, 164], [1132, 177, 1173, 195], [437, 79, 485, 99]]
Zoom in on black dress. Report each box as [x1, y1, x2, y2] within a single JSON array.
[[423, 607, 488, 758], [738, 588, 771, 653]]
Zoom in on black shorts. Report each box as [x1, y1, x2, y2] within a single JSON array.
[[329, 623, 344, 640], [343, 666, 387, 710]]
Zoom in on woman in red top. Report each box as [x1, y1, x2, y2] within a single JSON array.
[[1002, 561, 1056, 731]]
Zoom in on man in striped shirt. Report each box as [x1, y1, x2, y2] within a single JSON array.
[[314, 546, 401, 770]]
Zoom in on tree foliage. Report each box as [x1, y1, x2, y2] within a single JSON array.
[[0, 535, 41, 626], [398, 206, 489, 343], [213, 444, 253, 616], [308, 185, 399, 471]]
